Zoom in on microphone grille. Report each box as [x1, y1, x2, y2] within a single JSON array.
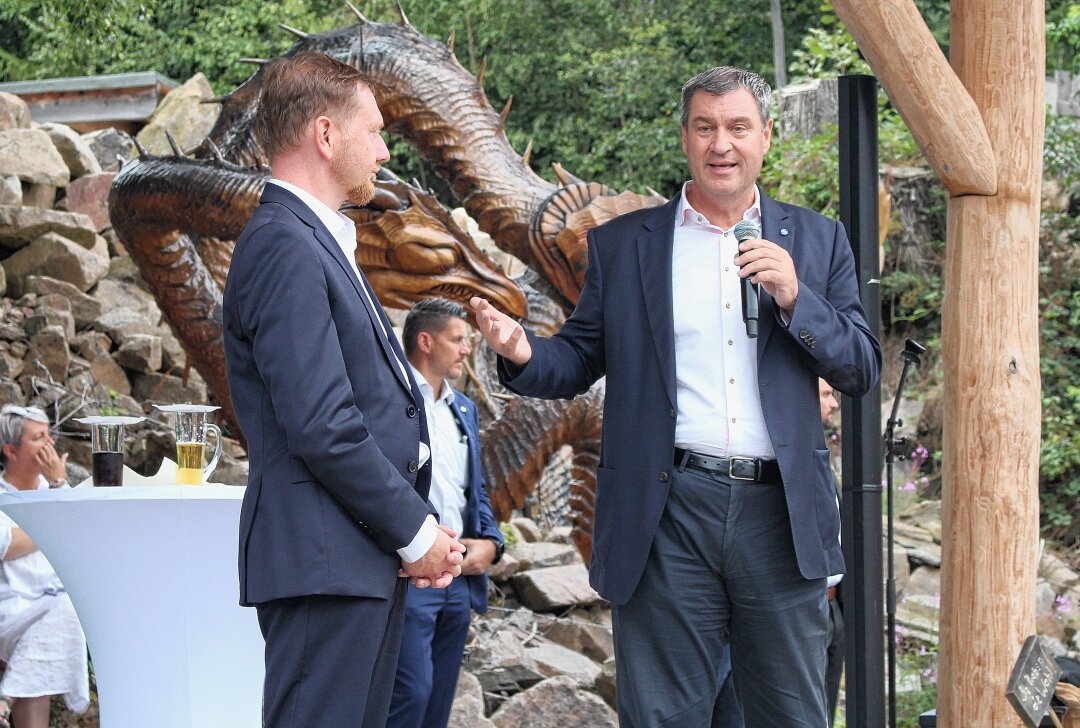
[[732, 219, 761, 242]]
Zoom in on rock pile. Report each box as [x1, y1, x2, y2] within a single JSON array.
[[0, 86, 246, 484], [450, 517, 617, 727]]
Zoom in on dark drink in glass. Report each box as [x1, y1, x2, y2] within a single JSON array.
[[92, 451, 124, 487]]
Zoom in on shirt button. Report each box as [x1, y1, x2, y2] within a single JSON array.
[[725, 266, 731, 272], [408, 460, 419, 473], [659, 471, 669, 482], [727, 339, 734, 346], [406, 405, 418, 418], [725, 302, 731, 309], [731, 417, 736, 423], [729, 378, 735, 384]]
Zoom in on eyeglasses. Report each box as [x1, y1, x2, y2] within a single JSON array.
[[0, 404, 49, 424]]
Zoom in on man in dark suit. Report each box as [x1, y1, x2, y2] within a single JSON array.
[[387, 298, 505, 728], [471, 66, 881, 726], [223, 51, 464, 728]]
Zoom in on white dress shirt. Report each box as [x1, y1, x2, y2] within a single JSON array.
[[410, 366, 470, 537], [267, 179, 436, 563], [671, 183, 776, 460]]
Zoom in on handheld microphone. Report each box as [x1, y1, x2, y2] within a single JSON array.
[[732, 219, 761, 339]]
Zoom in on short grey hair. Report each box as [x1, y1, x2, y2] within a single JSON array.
[[680, 67, 773, 128], [0, 404, 49, 466]]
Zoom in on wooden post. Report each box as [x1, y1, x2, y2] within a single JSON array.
[[832, 0, 1044, 725]]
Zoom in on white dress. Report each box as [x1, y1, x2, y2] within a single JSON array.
[[0, 473, 89, 712]]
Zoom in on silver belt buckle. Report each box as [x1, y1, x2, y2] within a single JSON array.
[[728, 456, 758, 481]]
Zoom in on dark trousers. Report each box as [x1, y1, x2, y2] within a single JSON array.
[[611, 465, 829, 727], [256, 584, 407, 728], [386, 579, 472, 728], [825, 591, 845, 726]]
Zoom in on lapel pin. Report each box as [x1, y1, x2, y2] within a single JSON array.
[[459, 405, 467, 413], [780, 228, 789, 236]]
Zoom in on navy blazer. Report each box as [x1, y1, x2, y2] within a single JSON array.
[[500, 189, 881, 606], [445, 388, 503, 613], [224, 184, 433, 606]]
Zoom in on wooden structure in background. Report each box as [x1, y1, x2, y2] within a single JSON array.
[[0, 71, 177, 133], [833, 0, 1045, 725]]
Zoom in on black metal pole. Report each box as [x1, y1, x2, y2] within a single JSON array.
[[882, 340, 925, 728], [838, 74, 885, 728]]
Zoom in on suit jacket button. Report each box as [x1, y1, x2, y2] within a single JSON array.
[[659, 471, 669, 482], [406, 404, 418, 418], [408, 460, 419, 473], [669, 408, 676, 418]]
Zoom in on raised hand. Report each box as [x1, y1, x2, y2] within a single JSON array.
[[469, 297, 532, 365]]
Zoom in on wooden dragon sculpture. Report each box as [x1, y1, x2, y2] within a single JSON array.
[[109, 4, 665, 554]]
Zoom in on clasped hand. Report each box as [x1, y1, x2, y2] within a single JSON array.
[[399, 525, 466, 589]]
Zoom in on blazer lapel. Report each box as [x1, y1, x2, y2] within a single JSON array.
[[757, 191, 793, 361], [260, 185, 416, 396], [638, 195, 680, 409]]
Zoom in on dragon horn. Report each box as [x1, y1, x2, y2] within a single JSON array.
[[498, 96, 513, 133], [477, 56, 488, 86], [447, 28, 456, 53], [206, 139, 226, 164], [645, 186, 665, 200], [551, 162, 583, 186], [395, 1, 411, 26], [238, 57, 268, 66], [164, 130, 184, 157], [133, 138, 149, 157], [278, 23, 308, 39], [522, 139, 534, 167], [344, 0, 367, 22]]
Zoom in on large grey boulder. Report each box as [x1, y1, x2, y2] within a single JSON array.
[[131, 371, 208, 405], [896, 566, 941, 644], [543, 617, 614, 664], [0, 128, 70, 186], [523, 642, 602, 688], [0, 175, 20, 205], [490, 675, 616, 728], [507, 542, 581, 571], [0, 93, 31, 132], [24, 276, 103, 329], [116, 334, 163, 372], [136, 73, 220, 155], [26, 324, 71, 382], [510, 564, 603, 612], [448, 671, 496, 728], [92, 278, 165, 343], [0, 205, 97, 251], [61, 172, 117, 232], [39, 123, 102, 179], [82, 128, 137, 171], [2, 232, 109, 295]]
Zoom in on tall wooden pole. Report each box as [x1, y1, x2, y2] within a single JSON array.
[[939, 2, 1044, 725], [832, 1, 1044, 725]]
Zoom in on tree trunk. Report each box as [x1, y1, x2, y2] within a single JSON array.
[[833, 1, 1045, 725], [939, 2, 1045, 726]]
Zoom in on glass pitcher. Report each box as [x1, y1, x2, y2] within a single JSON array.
[[154, 405, 222, 485]]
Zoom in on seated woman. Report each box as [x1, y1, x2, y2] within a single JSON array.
[[0, 404, 89, 728]]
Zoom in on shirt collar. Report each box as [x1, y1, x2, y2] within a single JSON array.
[[268, 179, 356, 248], [675, 182, 762, 234], [408, 364, 455, 406]]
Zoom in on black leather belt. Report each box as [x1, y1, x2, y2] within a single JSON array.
[[674, 447, 781, 483]]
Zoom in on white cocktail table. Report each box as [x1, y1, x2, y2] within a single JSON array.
[[0, 485, 263, 728]]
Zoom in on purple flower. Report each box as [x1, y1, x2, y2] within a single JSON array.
[[901, 482, 917, 492]]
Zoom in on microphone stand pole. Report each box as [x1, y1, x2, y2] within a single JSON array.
[[883, 338, 925, 728]]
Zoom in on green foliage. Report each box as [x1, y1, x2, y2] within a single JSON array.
[[0, 0, 350, 93], [895, 638, 938, 728], [1048, 2, 1080, 72]]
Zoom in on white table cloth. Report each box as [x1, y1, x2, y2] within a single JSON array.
[[0, 484, 264, 728]]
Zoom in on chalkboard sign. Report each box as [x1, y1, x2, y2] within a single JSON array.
[[1007, 635, 1063, 728]]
